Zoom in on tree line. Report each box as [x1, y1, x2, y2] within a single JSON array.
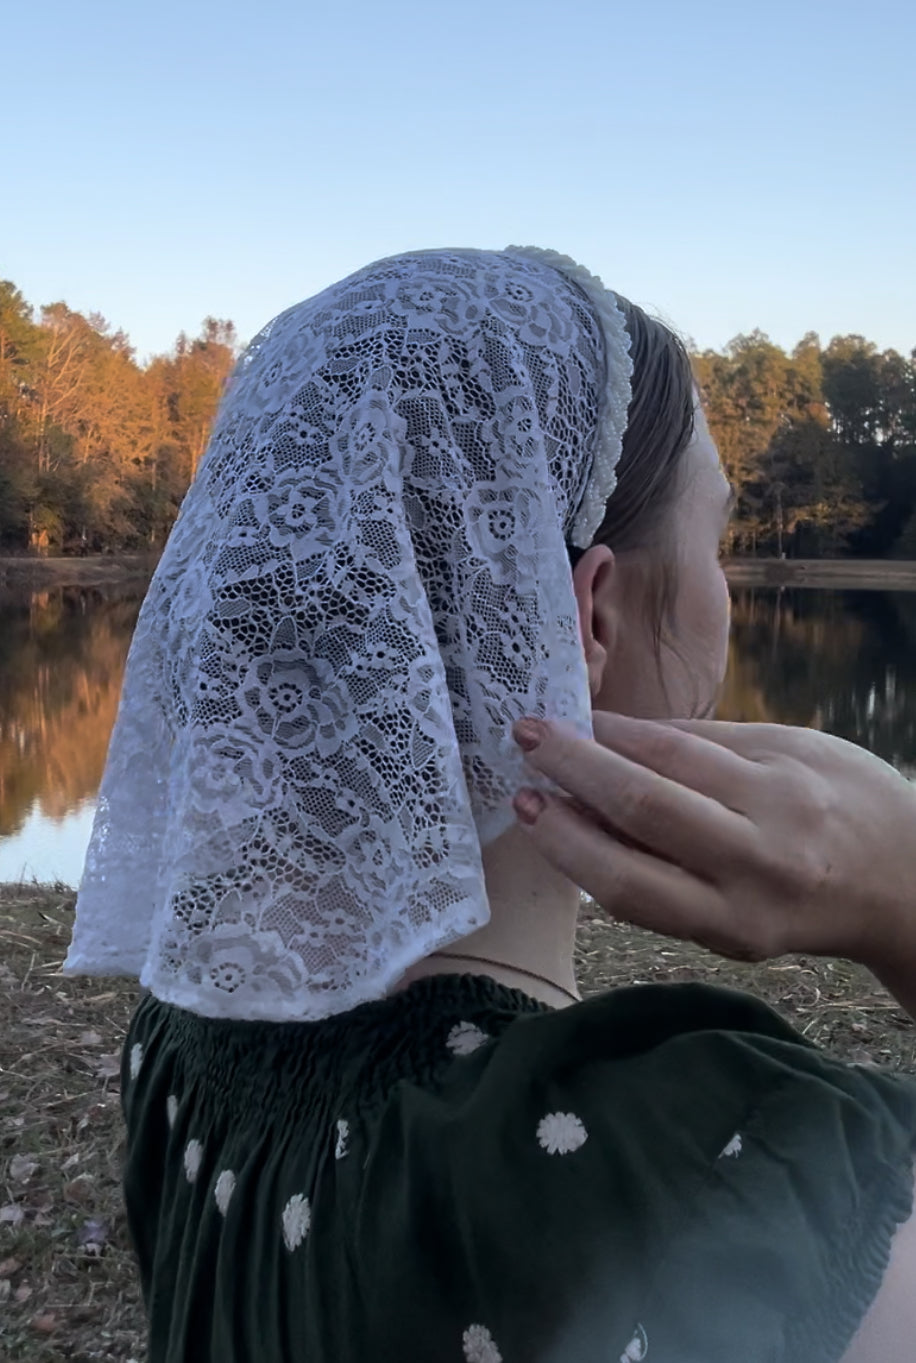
[[1, 277, 914, 558], [0, 281, 236, 553], [694, 331, 916, 558]]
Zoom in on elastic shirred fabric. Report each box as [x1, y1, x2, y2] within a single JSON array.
[[126, 971, 547, 1121], [121, 976, 916, 1363]]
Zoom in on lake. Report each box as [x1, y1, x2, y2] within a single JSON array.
[[2, 582, 916, 886]]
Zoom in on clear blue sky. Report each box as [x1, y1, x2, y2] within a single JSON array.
[[6, 0, 914, 362]]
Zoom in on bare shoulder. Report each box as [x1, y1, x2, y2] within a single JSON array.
[[838, 1164, 916, 1363]]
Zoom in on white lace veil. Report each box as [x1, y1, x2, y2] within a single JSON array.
[[65, 247, 633, 1020]]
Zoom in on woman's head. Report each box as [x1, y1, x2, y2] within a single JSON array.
[[78, 246, 730, 1020], [572, 296, 732, 721]]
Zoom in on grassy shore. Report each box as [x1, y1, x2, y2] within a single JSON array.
[[1, 883, 913, 1360], [1, 885, 144, 1362]]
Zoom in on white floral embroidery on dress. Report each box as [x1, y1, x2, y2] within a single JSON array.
[[214, 1169, 236, 1215], [447, 1021, 490, 1057], [129, 1043, 144, 1080], [462, 1323, 503, 1363], [183, 1139, 203, 1183], [166, 1094, 178, 1129], [282, 1193, 311, 1251], [620, 1323, 648, 1361], [719, 1132, 743, 1159], [536, 1112, 588, 1155], [335, 1119, 350, 1160]]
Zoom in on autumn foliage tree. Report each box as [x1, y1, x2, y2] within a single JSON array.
[[0, 283, 236, 553], [694, 330, 916, 557]]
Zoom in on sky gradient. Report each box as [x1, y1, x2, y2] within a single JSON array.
[[6, 0, 914, 361]]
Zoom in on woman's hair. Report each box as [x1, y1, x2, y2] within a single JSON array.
[[568, 295, 696, 638]]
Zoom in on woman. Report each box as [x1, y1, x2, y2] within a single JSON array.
[[66, 247, 916, 1362], [512, 717, 916, 1363]]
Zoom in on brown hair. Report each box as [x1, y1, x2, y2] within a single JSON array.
[[567, 295, 696, 635]]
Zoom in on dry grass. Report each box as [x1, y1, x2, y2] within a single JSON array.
[[0, 885, 144, 1362], [574, 915, 916, 1071], [1, 887, 913, 1362]]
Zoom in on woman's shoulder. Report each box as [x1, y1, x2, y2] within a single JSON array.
[[487, 978, 916, 1114], [414, 976, 916, 1124], [354, 978, 916, 1362]]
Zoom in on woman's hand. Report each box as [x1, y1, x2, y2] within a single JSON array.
[[511, 713, 916, 993]]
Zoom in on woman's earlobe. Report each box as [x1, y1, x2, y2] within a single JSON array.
[[585, 638, 608, 699], [571, 545, 616, 699], [584, 600, 615, 698]]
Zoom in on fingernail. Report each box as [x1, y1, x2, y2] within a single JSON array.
[[513, 787, 546, 825], [513, 718, 545, 752]]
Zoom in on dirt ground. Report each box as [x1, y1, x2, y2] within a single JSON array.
[[1, 885, 914, 1361]]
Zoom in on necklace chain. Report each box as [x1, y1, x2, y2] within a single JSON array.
[[432, 952, 581, 1005]]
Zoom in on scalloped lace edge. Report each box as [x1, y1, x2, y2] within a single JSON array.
[[504, 246, 633, 548]]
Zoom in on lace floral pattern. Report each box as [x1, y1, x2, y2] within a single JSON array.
[[66, 249, 632, 1020]]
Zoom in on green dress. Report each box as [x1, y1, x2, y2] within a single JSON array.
[[121, 975, 916, 1363]]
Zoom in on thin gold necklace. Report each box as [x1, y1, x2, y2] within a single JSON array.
[[432, 952, 581, 1005]]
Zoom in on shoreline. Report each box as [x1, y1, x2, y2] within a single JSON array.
[[4, 553, 916, 593], [0, 553, 160, 591], [723, 558, 916, 590]]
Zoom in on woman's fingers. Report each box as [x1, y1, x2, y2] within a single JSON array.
[[514, 714, 916, 975], [665, 716, 828, 763], [512, 718, 755, 873], [512, 789, 742, 950], [590, 711, 756, 807]]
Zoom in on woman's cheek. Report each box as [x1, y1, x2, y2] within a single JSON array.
[[681, 559, 731, 714], [711, 564, 732, 684]]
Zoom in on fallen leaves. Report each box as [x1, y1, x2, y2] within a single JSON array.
[[94, 1053, 121, 1080], [63, 1173, 93, 1202], [31, 1311, 59, 1333], [76, 1216, 110, 1255], [76, 1101, 111, 1133], [9, 1153, 40, 1183]]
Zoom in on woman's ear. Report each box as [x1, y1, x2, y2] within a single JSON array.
[[571, 544, 618, 699]]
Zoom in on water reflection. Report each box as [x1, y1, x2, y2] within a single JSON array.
[[0, 800, 98, 887], [1, 584, 916, 885], [0, 586, 143, 881], [719, 589, 916, 775]]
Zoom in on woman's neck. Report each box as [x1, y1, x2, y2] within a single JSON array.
[[393, 824, 582, 1008]]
